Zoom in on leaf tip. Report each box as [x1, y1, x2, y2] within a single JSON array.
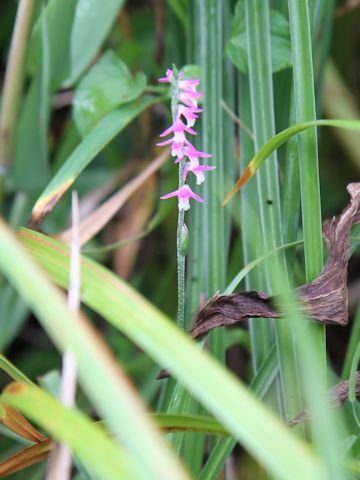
[[222, 164, 254, 206]]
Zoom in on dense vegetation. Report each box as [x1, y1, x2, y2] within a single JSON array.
[[0, 1, 360, 479]]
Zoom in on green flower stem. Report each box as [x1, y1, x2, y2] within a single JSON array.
[[176, 170, 186, 330], [0, 0, 37, 208], [170, 70, 186, 330]]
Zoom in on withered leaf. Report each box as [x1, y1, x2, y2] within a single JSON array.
[[190, 183, 360, 340], [288, 371, 360, 427], [0, 438, 52, 477]]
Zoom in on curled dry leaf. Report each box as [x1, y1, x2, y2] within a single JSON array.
[[190, 183, 360, 340], [288, 371, 360, 427], [0, 403, 45, 443]]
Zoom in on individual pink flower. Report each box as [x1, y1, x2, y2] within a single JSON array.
[[158, 68, 174, 83], [178, 79, 200, 92], [157, 119, 197, 158], [158, 118, 197, 139], [179, 89, 202, 108], [182, 164, 216, 185], [177, 105, 203, 127], [160, 184, 204, 211], [174, 143, 212, 167]]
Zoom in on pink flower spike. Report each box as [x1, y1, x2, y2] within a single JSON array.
[[160, 185, 204, 211], [158, 68, 173, 83], [184, 164, 216, 185]]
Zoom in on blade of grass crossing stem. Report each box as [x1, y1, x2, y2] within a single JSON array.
[[18, 229, 327, 480], [287, 0, 325, 356], [245, 0, 302, 420], [0, 221, 188, 480]]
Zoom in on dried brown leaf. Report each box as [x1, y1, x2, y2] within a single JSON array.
[[190, 183, 360, 339], [0, 403, 45, 443], [0, 438, 52, 476], [289, 371, 360, 427]]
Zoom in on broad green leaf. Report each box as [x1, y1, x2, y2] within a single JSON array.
[[29, 95, 159, 228], [1, 383, 139, 480], [226, 0, 292, 74], [73, 50, 147, 136], [0, 222, 189, 480], [67, 0, 125, 85], [27, 0, 77, 89], [19, 228, 325, 480], [223, 119, 360, 205]]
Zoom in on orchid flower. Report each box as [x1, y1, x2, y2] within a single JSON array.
[[160, 185, 204, 211], [182, 164, 216, 185]]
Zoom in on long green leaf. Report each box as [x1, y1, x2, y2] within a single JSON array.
[[19, 228, 325, 480], [0, 383, 138, 480], [29, 95, 158, 228], [223, 119, 360, 205], [0, 220, 188, 480]]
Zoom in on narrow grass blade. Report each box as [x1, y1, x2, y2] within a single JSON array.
[[0, 355, 34, 386], [223, 119, 360, 205]]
